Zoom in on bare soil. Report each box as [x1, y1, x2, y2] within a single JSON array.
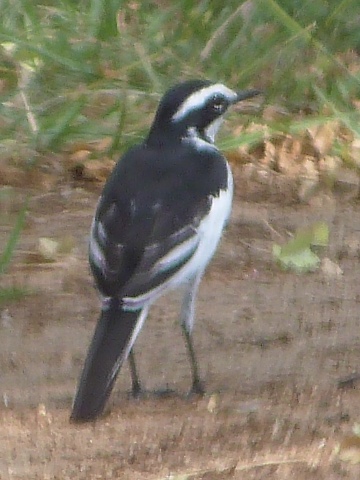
[[1, 168, 360, 479]]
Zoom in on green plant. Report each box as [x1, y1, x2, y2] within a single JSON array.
[[0, 198, 28, 304], [0, 0, 358, 160]]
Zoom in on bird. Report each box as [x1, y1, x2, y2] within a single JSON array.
[[70, 79, 261, 422]]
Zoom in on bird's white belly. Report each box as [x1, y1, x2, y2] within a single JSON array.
[[181, 170, 233, 282]]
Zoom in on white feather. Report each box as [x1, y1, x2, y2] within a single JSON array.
[[107, 306, 150, 387], [152, 234, 200, 275], [184, 127, 218, 151], [89, 217, 105, 270], [172, 84, 237, 122], [204, 117, 224, 143], [97, 221, 107, 245]]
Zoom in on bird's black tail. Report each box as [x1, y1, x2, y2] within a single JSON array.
[[71, 299, 142, 422]]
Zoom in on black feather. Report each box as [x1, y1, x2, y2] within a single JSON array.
[[71, 299, 141, 422]]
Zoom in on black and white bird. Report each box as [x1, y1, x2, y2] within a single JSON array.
[[71, 79, 261, 422]]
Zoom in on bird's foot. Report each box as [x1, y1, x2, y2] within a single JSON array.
[[153, 386, 178, 398], [130, 381, 143, 399], [128, 384, 178, 400], [188, 379, 206, 397]]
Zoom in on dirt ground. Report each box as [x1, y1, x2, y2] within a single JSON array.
[[1, 167, 360, 479]]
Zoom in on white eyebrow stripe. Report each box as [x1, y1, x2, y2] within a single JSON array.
[[172, 83, 237, 122]]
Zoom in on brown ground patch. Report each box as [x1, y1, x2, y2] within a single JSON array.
[[1, 169, 360, 479]]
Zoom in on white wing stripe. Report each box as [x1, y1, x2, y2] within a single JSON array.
[[97, 221, 107, 245], [107, 306, 149, 386], [89, 218, 105, 270], [151, 234, 200, 275]]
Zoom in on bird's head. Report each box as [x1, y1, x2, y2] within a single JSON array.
[[147, 79, 261, 147]]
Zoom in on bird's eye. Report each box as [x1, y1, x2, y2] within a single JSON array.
[[211, 95, 225, 111]]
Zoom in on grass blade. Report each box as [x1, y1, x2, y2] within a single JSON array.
[[0, 198, 28, 276]]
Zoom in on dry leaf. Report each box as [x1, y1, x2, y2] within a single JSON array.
[[225, 150, 251, 165], [352, 423, 360, 437], [276, 136, 302, 176], [350, 138, 360, 167], [300, 131, 319, 157], [318, 155, 342, 190], [337, 435, 360, 465], [82, 158, 115, 182], [37, 403, 52, 425], [66, 137, 112, 154], [207, 394, 220, 413], [66, 141, 93, 153], [25, 236, 76, 265], [37, 403, 47, 417], [307, 121, 339, 157], [69, 149, 91, 163], [38, 237, 59, 261], [68, 157, 115, 182], [298, 157, 319, 202], [92, 137, 112, 152], [261, 140, 276, 169]]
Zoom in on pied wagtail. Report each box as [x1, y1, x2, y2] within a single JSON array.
[[71, 79, 261, 422]]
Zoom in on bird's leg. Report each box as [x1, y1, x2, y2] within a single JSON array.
[[181, 323, 205, 395], [128, 349, 142, 397], [180, 274, 205, 396]]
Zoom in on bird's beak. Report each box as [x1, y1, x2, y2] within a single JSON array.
[[234, 89, 262, 103]]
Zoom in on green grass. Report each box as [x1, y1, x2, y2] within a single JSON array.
[[0, 286, 30, 306], [0, 0, 359, 158], [0, 195, 28, 303], [0, 196, 27, 276]]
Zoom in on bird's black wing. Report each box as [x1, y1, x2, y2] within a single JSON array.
[[89, 143, 227, 302]]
